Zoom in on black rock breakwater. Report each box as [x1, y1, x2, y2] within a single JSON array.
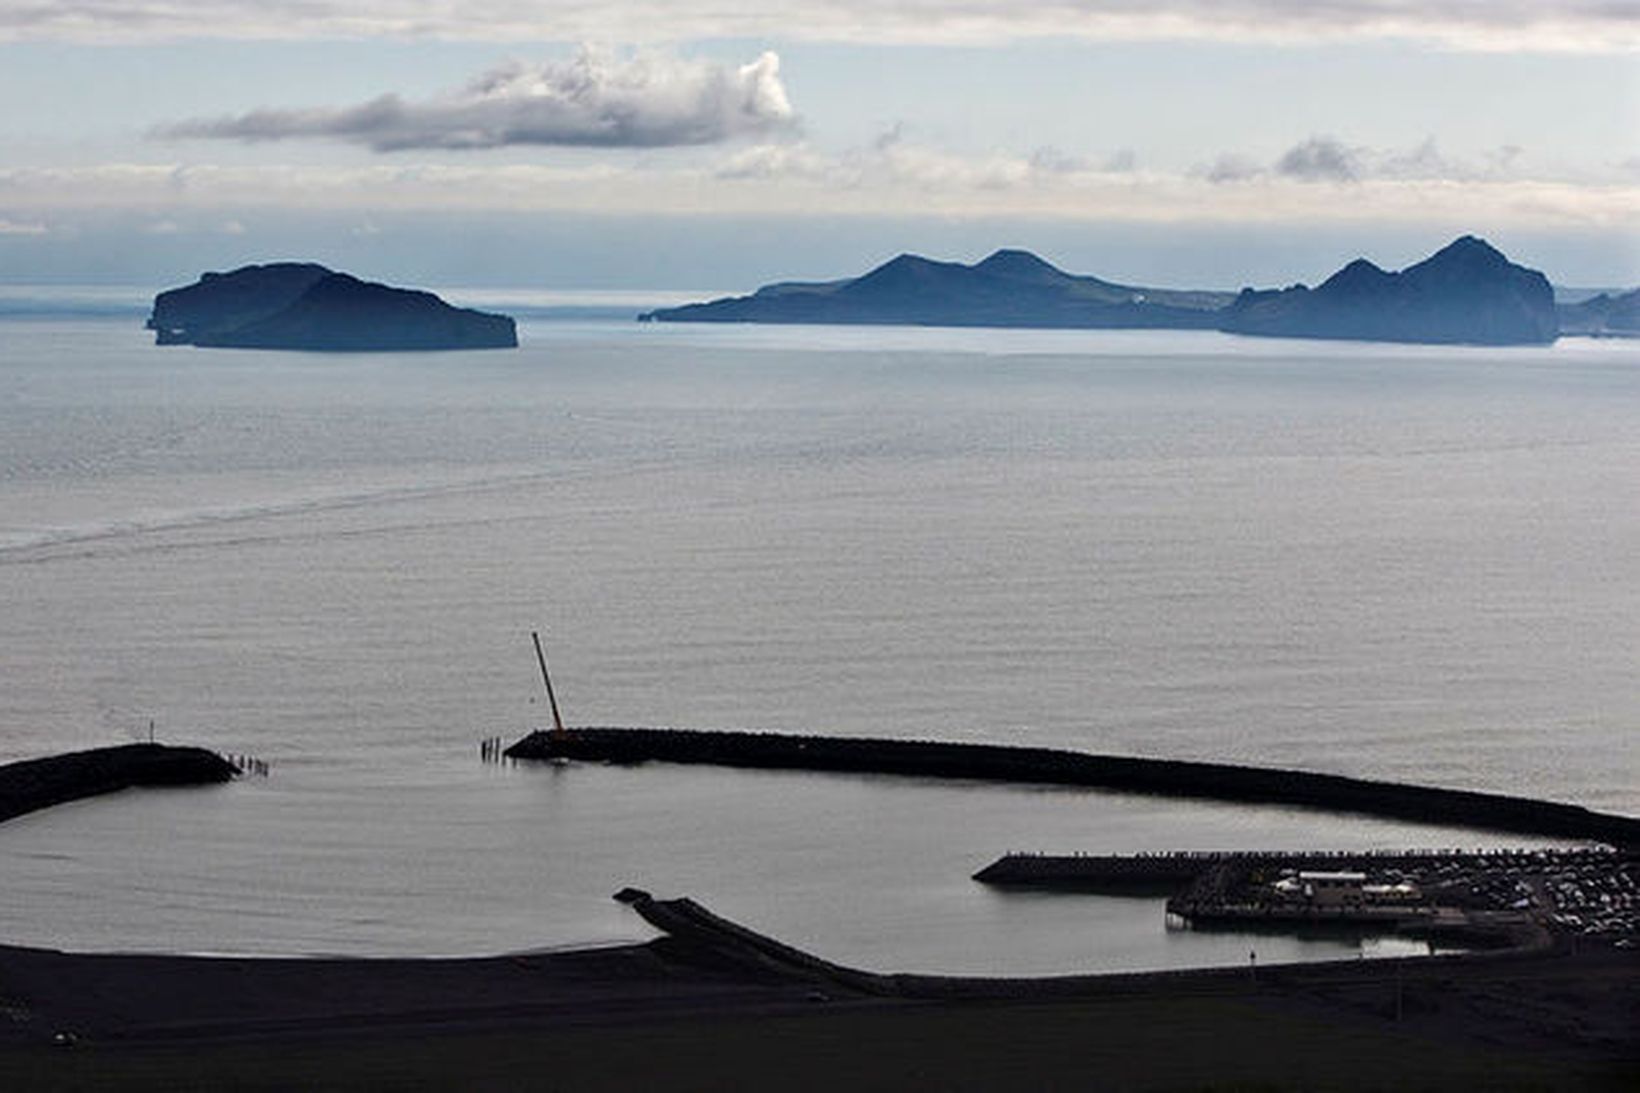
[[506, 728, 1640, 847], [0, 743, 237, 824], [972, 847, 1627, 892]]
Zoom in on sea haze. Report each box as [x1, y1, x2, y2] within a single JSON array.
[[0, 310, 1634, 973]]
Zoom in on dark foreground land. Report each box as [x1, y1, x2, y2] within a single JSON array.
[[1, 745, 1636, 1090], [0, 896, 1635, 1092]]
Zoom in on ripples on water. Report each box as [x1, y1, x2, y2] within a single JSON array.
[[0, 313, 1634, 971]]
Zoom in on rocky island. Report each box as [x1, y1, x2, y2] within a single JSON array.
[[1221, 235, 1558, 345], [642, 236, 1567, 346], [148, 263, 517, 351], [640, 248, 1233, 329]]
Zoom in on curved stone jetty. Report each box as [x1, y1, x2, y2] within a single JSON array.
[[505, 728, 1640, 847], [616, 886, 1572, 1000], [0, 743, 237, 824]]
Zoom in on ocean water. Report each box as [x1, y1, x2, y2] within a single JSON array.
[[0, 306, 1634, 974]]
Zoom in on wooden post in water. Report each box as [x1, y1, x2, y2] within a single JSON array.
[[531, 630, 567, 738]]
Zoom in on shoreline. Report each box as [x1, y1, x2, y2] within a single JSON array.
[[1, 743, 1634, 1089], [1, 891, 1633, 1090]]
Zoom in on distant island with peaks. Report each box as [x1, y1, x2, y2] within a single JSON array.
[[642, 236, 1637, 346], [148, 264, 516, 351], [147, 238, 1637, 351]]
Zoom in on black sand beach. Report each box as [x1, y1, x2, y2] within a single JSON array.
[[0, 922, 1634, 1091]]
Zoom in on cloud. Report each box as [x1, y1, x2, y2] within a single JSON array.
[[155, 48, 795, 151], [2, 1, 1635, 52], [1487, 145, 1525, 174], [1203, 154, 1263, 184], [1378, 137, 1456, 180], [0, 217, 47, 235], [1101, 148, 1139, 174], [696, 131, 1640, 230], [866, 126, 1033, 190], [1, 153, 1635, 235], [716, 128, 1144, 194], [1205, 136, 1543, 186], [716, 142, 834, 181], [1027, 146, 1136, 175], [1276, 136, 1362, 182]]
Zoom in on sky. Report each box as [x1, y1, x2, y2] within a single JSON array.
[[1, 2, 1637, 290]]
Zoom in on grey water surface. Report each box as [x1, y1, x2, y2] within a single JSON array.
[[0, 311, 1634, 973]]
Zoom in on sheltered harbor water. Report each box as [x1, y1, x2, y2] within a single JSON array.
[[0, 747, 1630, 1088]]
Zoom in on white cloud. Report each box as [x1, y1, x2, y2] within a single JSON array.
[[718, 129, 1138, 193], [700, 133, 1640, 228], [155, 48, 795, 151], [1, 149, 1634, 233], [1, 1, 1634, 52], [716, 142, 834, 181], [0, 216, 47, 234]]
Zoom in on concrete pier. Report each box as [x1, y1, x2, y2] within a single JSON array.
[[974, 847, 1623, 890], [977, 847, 1637, 950]]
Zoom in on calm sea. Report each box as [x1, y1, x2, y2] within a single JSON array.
[[0, 299, 1634, 974]]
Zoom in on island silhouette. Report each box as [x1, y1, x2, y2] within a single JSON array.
[[148, 264, 517, 351], [642, 235, 1563, 346]]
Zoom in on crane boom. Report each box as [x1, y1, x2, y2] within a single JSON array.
[[531, 630, 567, 736]]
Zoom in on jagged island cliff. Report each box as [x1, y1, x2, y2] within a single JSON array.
[[148, 263, 517, 351], [642, 237, 1564, 346], [1221, 236, 1558, 345]]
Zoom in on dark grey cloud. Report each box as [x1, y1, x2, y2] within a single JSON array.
[[1203, 135, 1538, 185], [154, 49, 794, 151], [1275, 136, 1362, 182]]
